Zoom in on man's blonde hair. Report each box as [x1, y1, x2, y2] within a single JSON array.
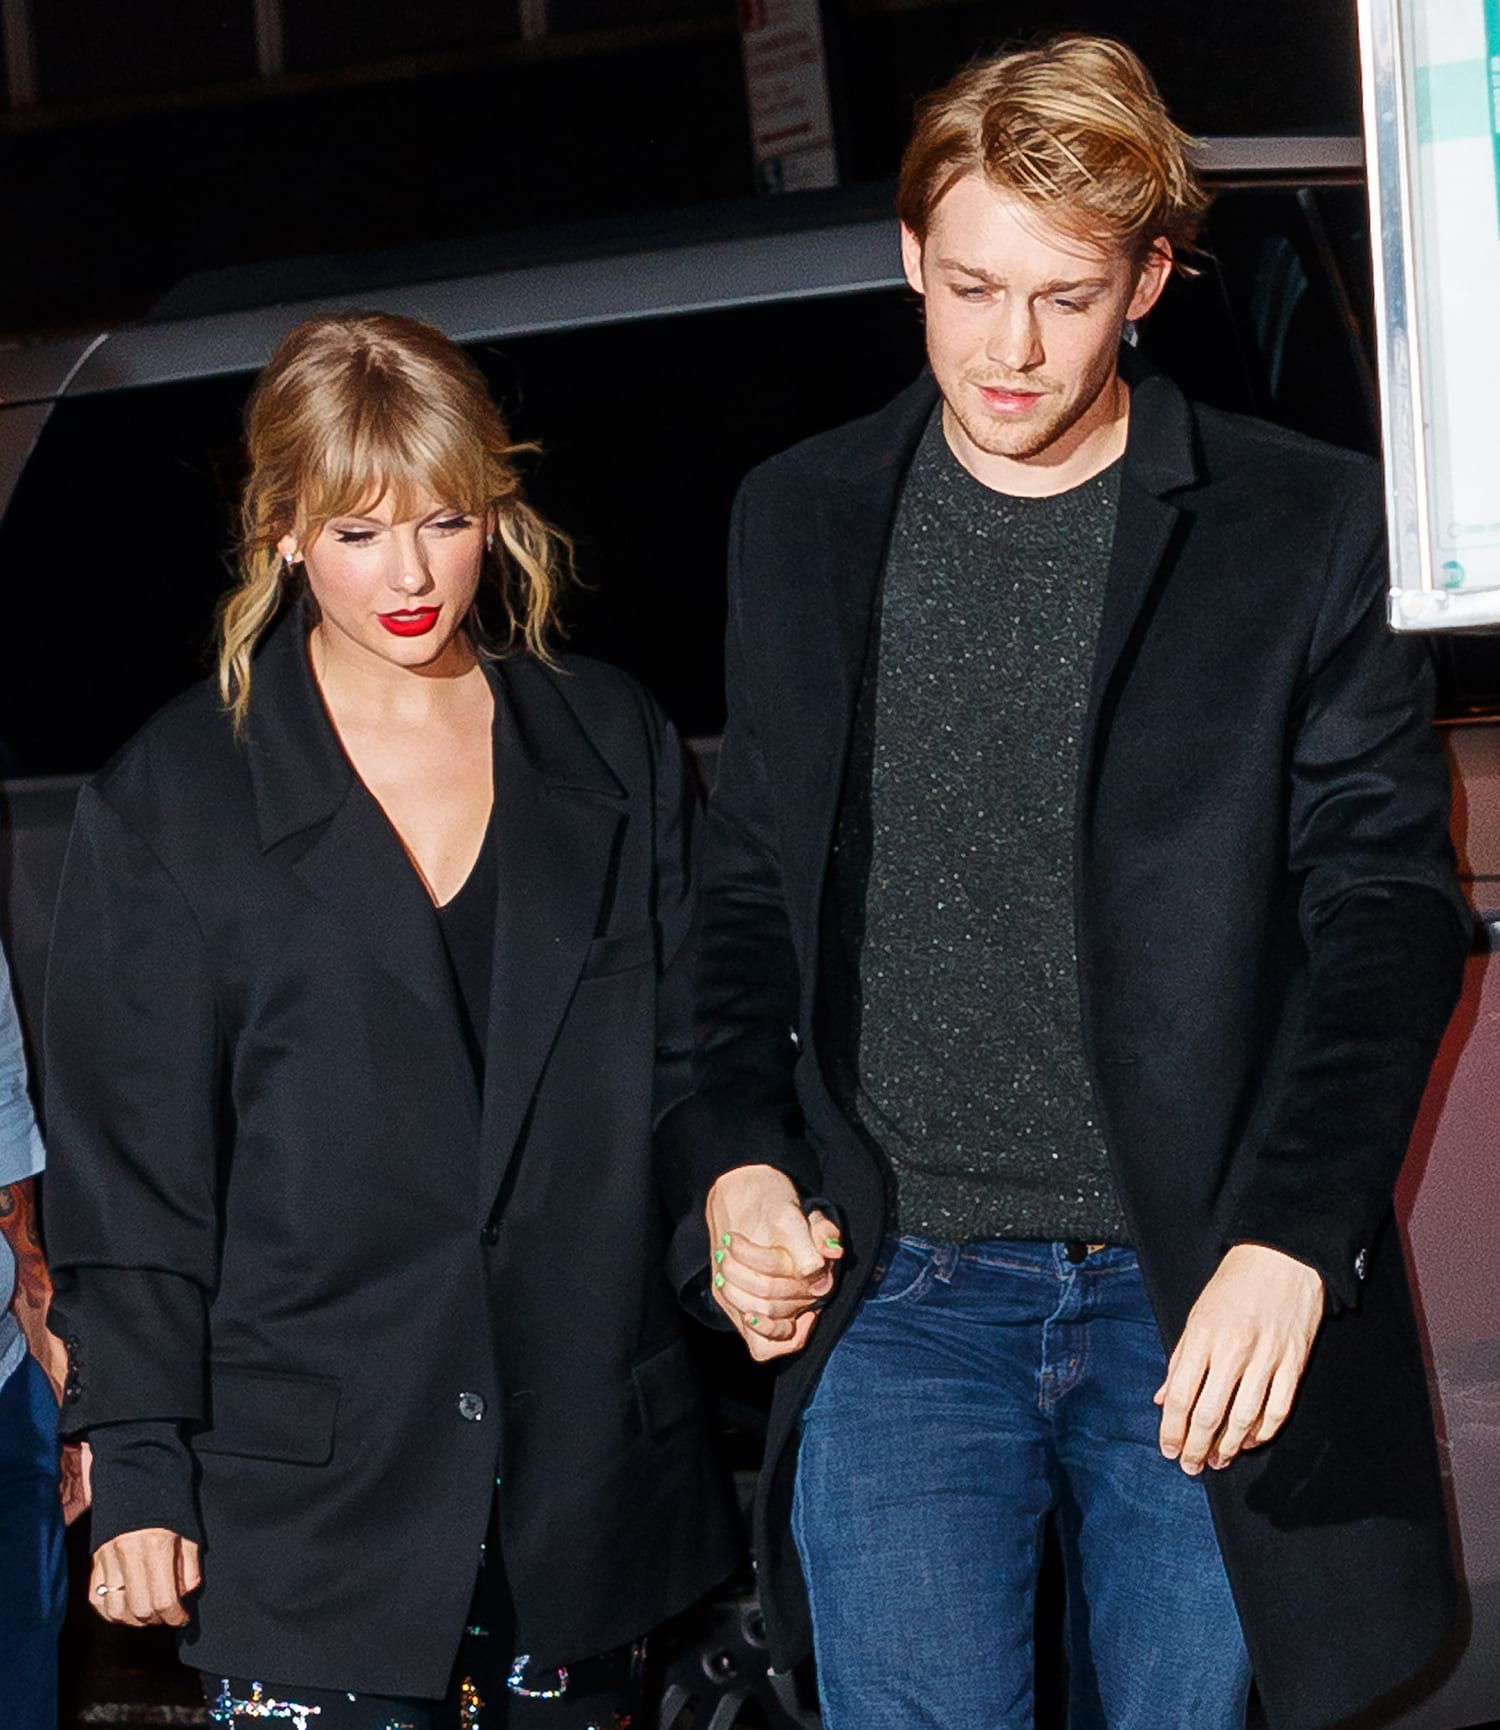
[[897, 34, 1209, 266]]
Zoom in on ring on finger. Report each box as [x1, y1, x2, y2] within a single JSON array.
[[94, 1583, 126, 1598]]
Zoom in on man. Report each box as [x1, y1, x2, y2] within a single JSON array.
[[0, 939, 88, 1729], [659, 33, 1468, 1730]]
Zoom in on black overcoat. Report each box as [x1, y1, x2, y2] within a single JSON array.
[[43, 611, 739, 1697], [658, 364, 1471, 1730]]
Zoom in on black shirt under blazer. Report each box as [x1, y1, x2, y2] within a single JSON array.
[[659, 362, 1471, 1730], [44, 611, 739, 1697]]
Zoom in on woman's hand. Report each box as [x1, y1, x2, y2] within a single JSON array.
[[706, 1165, 844, 1362], [90, 1528, 202, 1627]]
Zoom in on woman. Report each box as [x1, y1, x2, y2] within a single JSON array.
[[43, 312, 739, 1727]]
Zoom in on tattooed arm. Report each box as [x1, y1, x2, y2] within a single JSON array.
[[1, 1177, 61, 1385], [1, 1179, 91, 1522]]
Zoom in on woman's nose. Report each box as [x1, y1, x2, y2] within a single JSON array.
[[389, 536, 432, 594]]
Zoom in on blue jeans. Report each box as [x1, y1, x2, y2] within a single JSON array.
[[0, 1353, 67, 1730], [792, 1237, 1252, 1730]]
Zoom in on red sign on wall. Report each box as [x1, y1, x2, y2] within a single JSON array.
[[738, 0, 838, 191]]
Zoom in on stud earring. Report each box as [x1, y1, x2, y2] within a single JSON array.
[[485, 532, 495, 553]]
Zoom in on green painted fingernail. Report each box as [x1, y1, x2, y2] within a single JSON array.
[[826, 1237, 841, 1248], [721, 1233, 732, 1247], [714, 1248, 725, 1264], [747, 1315, 759, 1327], [713, 1273, 725, 1289]]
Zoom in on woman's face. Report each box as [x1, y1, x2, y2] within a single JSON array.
[[279, 491, 487, 674]]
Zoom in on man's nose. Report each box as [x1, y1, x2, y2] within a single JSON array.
[[986, 304, 1044, 373]]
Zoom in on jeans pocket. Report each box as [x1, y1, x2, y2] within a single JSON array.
[[864, 1238, 936, 1307]]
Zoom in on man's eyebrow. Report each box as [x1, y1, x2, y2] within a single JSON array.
[[932, 258, 1112, 294]]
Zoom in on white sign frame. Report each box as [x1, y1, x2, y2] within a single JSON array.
[[1360, 0, 1500, 630]]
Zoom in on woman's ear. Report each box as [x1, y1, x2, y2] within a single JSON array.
[[275, 531, 302, 567]]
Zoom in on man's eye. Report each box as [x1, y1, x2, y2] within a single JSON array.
[[1052, 298, 1087, 314], [954, 285, 988, 301]]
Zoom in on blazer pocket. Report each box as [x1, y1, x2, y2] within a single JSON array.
[[194, 1366, 341, 1466], [581, 925, 655, 981], [632, 1337, 700, 1440]]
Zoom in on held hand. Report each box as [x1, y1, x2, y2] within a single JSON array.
[[61, 1439, 93, 1525], [90, 1527, 202, 1627], [1155, 1243, 1325, 1475], [706, 1164, 844, 1362]]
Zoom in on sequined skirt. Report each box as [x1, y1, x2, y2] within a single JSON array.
[[201, 1496, 645, 1730]]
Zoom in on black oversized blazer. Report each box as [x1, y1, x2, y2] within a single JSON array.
[[43, 610, 739, 1698], [658, 362, 1472, 1730]]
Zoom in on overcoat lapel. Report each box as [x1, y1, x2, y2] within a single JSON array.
[[475, 660, 627, 1213], [790, 376, 938, 948], [1078, 361, 1200, 813]]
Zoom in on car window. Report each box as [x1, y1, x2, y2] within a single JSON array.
[[2, 184, 1493, 778], [0, 285, 924, 776], [1138, 184, 1379, 454]]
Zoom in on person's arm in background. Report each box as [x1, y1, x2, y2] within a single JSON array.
[[0, 942, 90, 1523], [0, 1178, 90, 1522], [655, 484, 843, 1359]]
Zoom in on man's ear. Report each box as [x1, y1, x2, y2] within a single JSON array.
[[900, 223, 927, 298], [1127, 239, 1173, 322]]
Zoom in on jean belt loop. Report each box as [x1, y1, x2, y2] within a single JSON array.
[[933, 1241, 961, 1284]]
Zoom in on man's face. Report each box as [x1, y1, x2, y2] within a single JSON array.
[[901, 175, 1171, 480]]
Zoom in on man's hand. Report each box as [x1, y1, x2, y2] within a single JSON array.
[[706, 1165, 844, 1362], [89, 1527, 202, 1627], [1155, 1243, 1324, 1475]]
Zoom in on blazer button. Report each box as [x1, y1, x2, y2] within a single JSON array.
[[480, 1223, 500, 1246], [458, 1391, 487, 1422], [1354, 1248, 1368, 1281]]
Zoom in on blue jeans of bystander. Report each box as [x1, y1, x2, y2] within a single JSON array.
[[792, 1236, 1253, 1730], [0, 1352, 67, 1730]]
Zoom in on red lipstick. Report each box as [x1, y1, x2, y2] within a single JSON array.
[[378, 607, 440, 638]]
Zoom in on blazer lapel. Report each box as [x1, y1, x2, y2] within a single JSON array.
[[476, 659, 627, 1215], [245, 609, 473, 1080]]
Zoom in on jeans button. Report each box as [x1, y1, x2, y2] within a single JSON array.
[[458, 1391, 487, 1422]]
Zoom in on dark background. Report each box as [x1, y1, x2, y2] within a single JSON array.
[[2, 0, 1365, 341]]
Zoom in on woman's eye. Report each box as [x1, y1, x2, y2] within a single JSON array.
[[331, 529, 376, 545], [430, 516, 472, 534]]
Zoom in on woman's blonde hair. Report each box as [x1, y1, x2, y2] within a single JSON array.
[[897, 34, 1210, 267], [218, 310, 572, 730]]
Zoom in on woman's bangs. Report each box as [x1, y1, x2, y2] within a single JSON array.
[[301, 398, 491, 531]]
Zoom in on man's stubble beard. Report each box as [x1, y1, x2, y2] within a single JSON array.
[[941, 353, 1123, 465], [947, 390, 1074, 463]]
